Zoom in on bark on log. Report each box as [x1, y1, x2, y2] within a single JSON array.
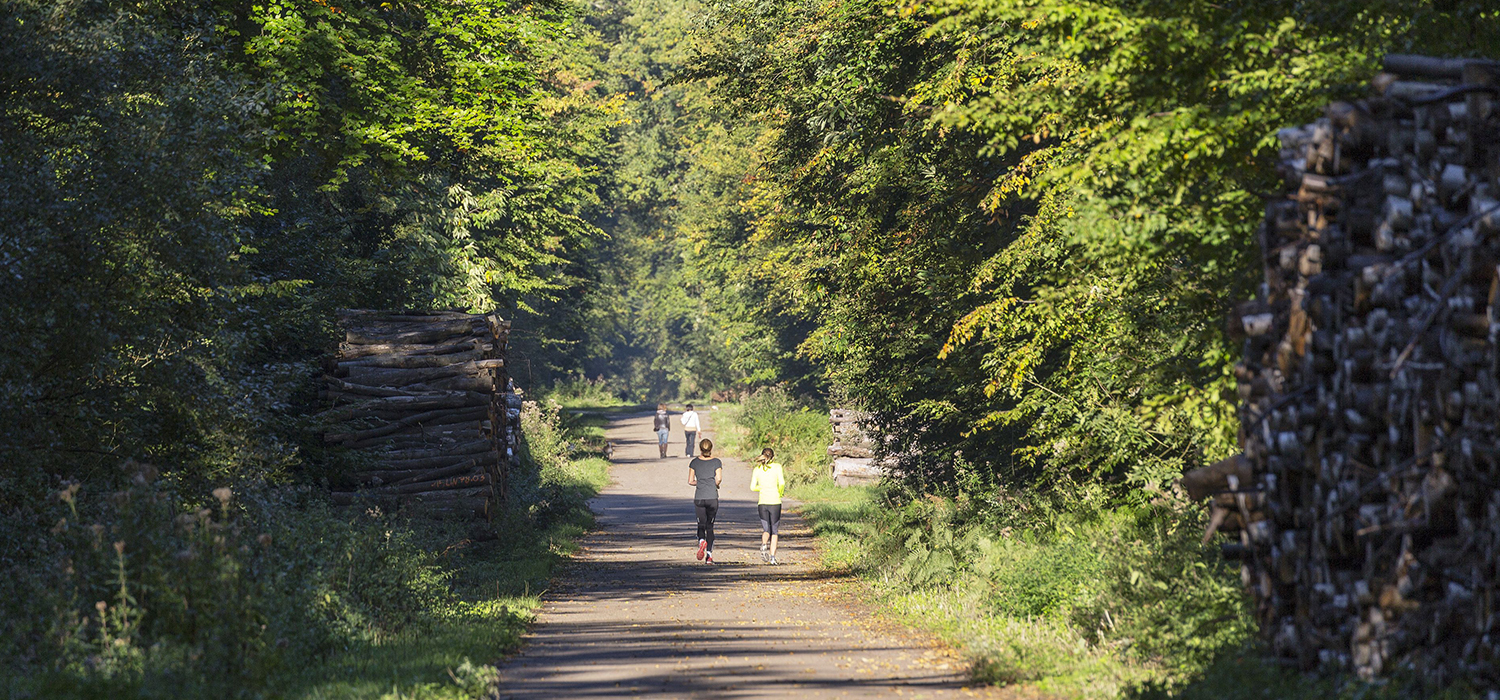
[[338, 349, 486, 369], [368, 434, 487, 450], [351, 465, 475, 485], [1179, 454, 1254, 501], [403, 497, 490, 517], [338, 338, 487, 359], [324, 309, 514, 523], [831, 458, 886, 486], [338, 359, 502, 385], [323, 377, 486, 399], [1219, 54, 1500, 685], [370, 443, 496, 468], [325, 407, 487, 444], [352, 453, 498, 481], [345, 325, 484, 346], [366, 471, 491, 495], [399, 486, 492, 502], [318, 394, 489, 420], [827, 442, 874, 458]]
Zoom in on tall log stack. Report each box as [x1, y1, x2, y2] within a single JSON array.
[[829, 409, 888, 486], [1191, 54, 1500, 684], [321, 310, 522, 520]]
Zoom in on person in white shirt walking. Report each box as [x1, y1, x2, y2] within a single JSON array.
[[680, 404, 701, 457]]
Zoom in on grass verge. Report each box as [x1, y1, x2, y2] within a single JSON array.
[[285, 458, 608, 700], [789, 481, 1486, 700]]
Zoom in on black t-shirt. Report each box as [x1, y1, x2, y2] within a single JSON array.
[[690, 457, 721, 500]]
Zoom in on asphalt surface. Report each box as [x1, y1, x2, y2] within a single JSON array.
[[496, 409, 998, 699]]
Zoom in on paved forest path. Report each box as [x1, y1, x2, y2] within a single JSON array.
[[496, 409, 999, 699]]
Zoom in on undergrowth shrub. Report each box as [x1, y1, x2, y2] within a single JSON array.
[[725, 386, 828, 483], [543, 373, 626, 408], [851, 487, 1251, 691], [514, 400, 609, 525], [3, 463, 458, 699]]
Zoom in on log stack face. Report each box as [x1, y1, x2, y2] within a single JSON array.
[[322, 310, 522, 520], [829, 409, 887, 486], [1221, 54, 1500, 684]]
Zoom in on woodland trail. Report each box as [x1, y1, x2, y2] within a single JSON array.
[[496, 409, 1001, 699]]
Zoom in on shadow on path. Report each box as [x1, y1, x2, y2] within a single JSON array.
[[497, 410, 994, 699]]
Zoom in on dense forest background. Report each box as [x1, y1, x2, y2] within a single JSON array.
[[4, 0, 1500, 696]]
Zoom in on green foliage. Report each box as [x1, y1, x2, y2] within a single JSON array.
[[514, 399, 613, 523], [3, 405, 610, 699], [721, 386, 830, 483], [1, 0, 614, 694], [7, 468, 450, 697], [796, 484, 1256, 695], [542, 373, 629, 408], [670, 0, 1500, 495], [542, 0, 816, 400]]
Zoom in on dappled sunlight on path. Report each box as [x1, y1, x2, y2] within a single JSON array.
[[497, 410, 1002, 699]]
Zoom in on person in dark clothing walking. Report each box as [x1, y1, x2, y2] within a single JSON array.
[[687, 438, 722, 564], [652, 404, 670, 459]]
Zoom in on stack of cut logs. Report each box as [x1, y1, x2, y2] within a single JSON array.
[[829, 409, 887, 486], [320, 310, 522, 520], [1184, 54, 1500, 685]]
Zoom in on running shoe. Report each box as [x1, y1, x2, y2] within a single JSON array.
[[769, 556, 778, 565], [760, 545, 769, 562], [705, 552, 714, 564], [696, 539, 707, 561]]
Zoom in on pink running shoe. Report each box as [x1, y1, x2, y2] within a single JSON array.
[[696, 539, 707, 561], [705, 552, 714, 564]]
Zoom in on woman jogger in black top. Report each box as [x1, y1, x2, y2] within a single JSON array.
[[687, 438, 722, 564]]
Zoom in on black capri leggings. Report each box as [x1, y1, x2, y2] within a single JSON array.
[[694, 498, 719, 549], [758, 503, 782, 536]]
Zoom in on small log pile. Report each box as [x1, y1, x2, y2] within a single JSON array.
[[829, 409, 887, 486], [1190, 54, 1500, 684], [320, 310, 522, 520]]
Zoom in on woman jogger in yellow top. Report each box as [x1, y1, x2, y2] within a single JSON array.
[[750, 448, 786, 564]]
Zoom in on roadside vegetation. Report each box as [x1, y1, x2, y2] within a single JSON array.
[[4, 400, 604, 699], [3, 0, 616, 694], [9, 0, 1500, 696], [726, 394, 1486, 698], [716, 388, 830, 483]]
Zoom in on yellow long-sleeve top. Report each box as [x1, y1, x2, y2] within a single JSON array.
[[750, 462, 786, 505]]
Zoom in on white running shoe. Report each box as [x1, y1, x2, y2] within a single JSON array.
[[769, 556, 778, 565], [760, 545, 769, 562]]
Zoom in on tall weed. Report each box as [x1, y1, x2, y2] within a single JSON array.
[[4, 400, 611, 699], [721, 386, 828, 483], [5, 464, 456, 699], [513, 400, 611, 525]]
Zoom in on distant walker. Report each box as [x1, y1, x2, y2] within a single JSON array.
[[652, 404, 670, 459], [680, 404, 701, 457]]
